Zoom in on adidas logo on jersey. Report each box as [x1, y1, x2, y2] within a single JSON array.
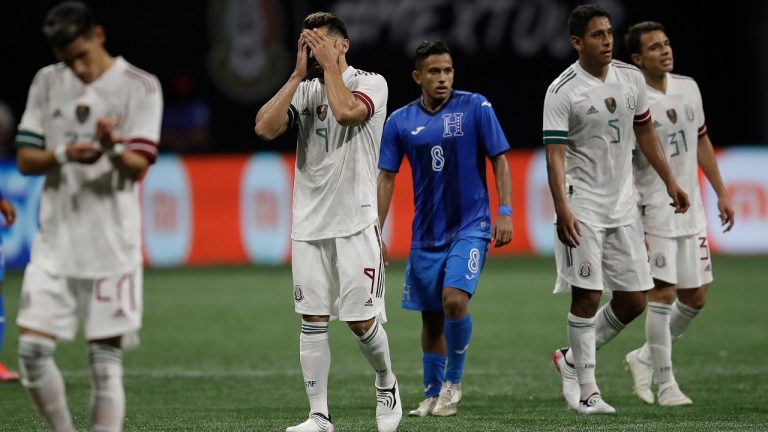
[[300, 107, 311, 116], [52, 108, 63, 118], [653, 120, 663, 128], [113, 308, 126, 319], [587, 106, 599, 115], [364, 298, 374, 307]]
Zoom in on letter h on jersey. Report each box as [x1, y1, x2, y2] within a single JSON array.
[[442, 113, 464, 137]]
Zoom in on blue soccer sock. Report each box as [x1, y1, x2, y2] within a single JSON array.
[[422, 353, 446, 397], [445, 315, 472, 383], [0, 293, 5, 355]]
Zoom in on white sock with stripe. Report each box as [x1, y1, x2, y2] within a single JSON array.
[[564, 303, 625, 366], [645, 302, 673, 385], [300, 321, 330, 417], [88, 344, 125, 432], [357, 321, 395, 388], [567, 313, 599, 399], [639, 299, 702, 364], [18, 334, 74, 432]]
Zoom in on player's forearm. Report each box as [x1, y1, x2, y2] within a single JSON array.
[[16, 147, 58, 175], [377, 171, 396, 228], [697, 135, 727, 199], [254, 74, 302, 140], [636, 123, 675, 187], [323, 68, 365, 126], [545, 145, 569, 215], [110, 150, 149, 181], [491, 153, 512, 207]]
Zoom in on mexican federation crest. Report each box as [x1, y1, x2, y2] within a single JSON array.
[[579, 263, 592, 278], [666, 108, 678, 124], [75, 105, 90, 124], [316, 104, 328, 121], [293, 285, 304, 302], [604, 97, 617, 114]]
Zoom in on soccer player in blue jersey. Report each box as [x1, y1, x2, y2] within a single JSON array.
[[377, 40, 513, 417], [0, 190, 18, 382]]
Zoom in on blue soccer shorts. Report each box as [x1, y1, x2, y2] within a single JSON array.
[[402, 237, 490, 311]]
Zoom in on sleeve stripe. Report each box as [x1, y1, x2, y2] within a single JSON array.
[[543, 137, 569, 144], [15, 130, 45, 148], [543, 130, 568, 137], [698, 124, 708, 138], [634, 109, 651, 126], [127, 142, 159, 155], [352, 91, 374, 118], [288, 104, 299, 127]]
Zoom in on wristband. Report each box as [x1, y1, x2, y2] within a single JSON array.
[[106, 143, 126, 158], [498, 205, 512, 216], [54, 145, 68, 165]]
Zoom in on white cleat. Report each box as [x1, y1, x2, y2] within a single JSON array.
[[432, 381, 462, 417], [553, 348, 580, 410], [286, 413, 336, 432], [658, 381, 693, 407], [376, 379, 402, 432], [624, 348, 655, 404], [576, 392, 616, 415], [408, 396, 437, 417]]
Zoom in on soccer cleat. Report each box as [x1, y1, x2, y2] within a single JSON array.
[[0, 363, 19, 382], [576, 392, 616, 415], [286, 412, 335, 432], [624, 348, 654, 404], [408, 396, 437, 417], [375, 379, 402, 432], [552, 348, 580, 410], [658, 381, 693, 406], [432, 381, 462, 417]]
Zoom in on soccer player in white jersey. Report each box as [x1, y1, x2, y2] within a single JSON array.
[[623, 21, 735, 407], [254, 12, 401, 432], [14, 2, 162, 431], [542, 4, 689, 415]]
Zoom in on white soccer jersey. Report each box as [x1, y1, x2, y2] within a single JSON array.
[[543, 60, 651, 227], [288, 66, 388, 240], [634, 73, 707, 237], [16, 57, 162, 278]]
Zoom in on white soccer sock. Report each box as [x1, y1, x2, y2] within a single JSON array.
[[300, 321, 331, 417], [357, 321, 395, 388], [670, 300, 701, 343], [645, 302, 673, 385], [18, 334, 74, 432], [88, 344, 125, 432], [567, 313, 599, 398], [640, 299, 702, 364], [594, 303, 626, 349]]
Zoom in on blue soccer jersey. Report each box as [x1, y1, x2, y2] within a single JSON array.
[[379, 90, 510, 247]]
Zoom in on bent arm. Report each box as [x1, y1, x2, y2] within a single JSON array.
[[254, 74, 303, 140], [16, 147, 58, 175]]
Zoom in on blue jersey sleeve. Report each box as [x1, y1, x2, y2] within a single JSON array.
[[475, 95, 510, 157], [378, 114, 404, 172]]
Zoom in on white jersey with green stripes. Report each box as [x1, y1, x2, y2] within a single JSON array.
[[543, 60, 650, 228], [16, 57, 162, 278], [287, 66, 388, 240], [634, 73, 708, 237]]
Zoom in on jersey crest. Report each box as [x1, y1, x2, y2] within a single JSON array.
[[316, 104, 328, 121], [604, 97, 617, 113]]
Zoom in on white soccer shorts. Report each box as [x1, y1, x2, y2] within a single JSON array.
[[292, 222, 386, 323], [646, 230, 713, 289], [17, 263, 143, 347], [554, 217, 653, 293]]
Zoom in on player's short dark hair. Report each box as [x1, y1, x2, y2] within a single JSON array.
[[568, 4, 610, 37], [414, 40, 451, 70], [302, 12, 348, 39], [42, 1, 97, 48], [625, 21, 667, 55]]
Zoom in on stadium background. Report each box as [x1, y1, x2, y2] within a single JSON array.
[[0, 1, 767, 430]]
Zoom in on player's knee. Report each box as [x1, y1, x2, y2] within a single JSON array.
[[442, 295, 468, 320], [347, 318, 375, 337], [88, 344, 123, 390], [18, 334, 57, 386], [678, 285, 707, 310]]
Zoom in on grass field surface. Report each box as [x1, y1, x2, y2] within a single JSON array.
[[0, 256, 766, 431]]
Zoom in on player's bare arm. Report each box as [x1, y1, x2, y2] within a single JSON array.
[[303, 28, 368, 126], [490, 153, 513, 248], [377, 170, 397, 265], [254, 34, 307, 140], [95, 117, 149, 180], [16, 142, 102, 175], [697, 133, 734, 232], [545, 143, 581, 247], [634, 120, 689, 213]]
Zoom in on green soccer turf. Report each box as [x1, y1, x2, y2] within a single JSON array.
[[0, 256, 766, 431]]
